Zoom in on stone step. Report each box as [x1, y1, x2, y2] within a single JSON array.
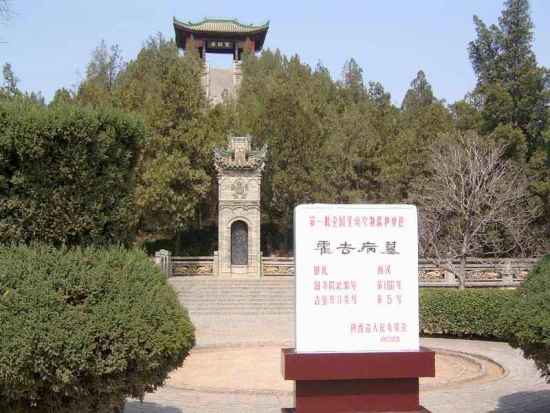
[[178, 290, 295, 294], [184, 301, 294, 305], [177, 292, 295, 297], [188, 309, 294, 314], [175, 285, 295, 290], [179, 299, 294, 305], [176, 285, 294, 288], [182, 305, 294, 310], [186, 304, 294, 309], [181, 299, 293, 302], [175, 284, 295, 288], [176, 286, 295, 290], [186, 311, 294, 314], [178, 294, 293, 298], [169, 277, 298, 316], [188, 308, 293, 311], [187, 305, 294, 309], [181, 298, 294, 302], [169, 276, 294, 281], [176, 290, 294, 295], [175, 289, 295, 295]]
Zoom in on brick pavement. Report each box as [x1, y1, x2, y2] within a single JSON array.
[[125, 278, 550, 413], [125, 313, 550, 413]]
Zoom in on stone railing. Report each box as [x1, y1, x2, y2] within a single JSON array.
[[162, 252, 540, 287], [261, 257, 538, 287], [167, 255, 295, 277], [261, 256, 295, 276], [171, 256, 215, 277], [418, 257, 538, 287]]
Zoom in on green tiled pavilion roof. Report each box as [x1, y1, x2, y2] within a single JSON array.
[[174, 18, 270, 52], [173, 18, 269, 35]]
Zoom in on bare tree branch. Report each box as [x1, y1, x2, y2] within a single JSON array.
[[411, 131, 541, 288]]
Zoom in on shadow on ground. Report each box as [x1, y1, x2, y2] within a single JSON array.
[[492, 390, 550, 412], [125, 401, 183, 413]]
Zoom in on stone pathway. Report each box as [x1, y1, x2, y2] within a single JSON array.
[[163, 345, 502, 395], [125, 279, 550, 413]]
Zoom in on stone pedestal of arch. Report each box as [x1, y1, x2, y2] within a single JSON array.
[[214, 137, 266, 278]]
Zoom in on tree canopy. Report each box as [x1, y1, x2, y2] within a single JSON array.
[[7, 0, 544, 255], [468, 0, 550, 249]]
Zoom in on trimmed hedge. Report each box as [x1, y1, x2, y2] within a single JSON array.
[[507, 255, 550, 382], [0, 98, 144, 246], [420, 288, 515, 339], [0, 245, 195, 413]]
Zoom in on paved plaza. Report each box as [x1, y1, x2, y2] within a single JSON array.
[[125, 310, 550, 413]]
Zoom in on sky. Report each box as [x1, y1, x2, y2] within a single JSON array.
[[1, 0, 549, 105]]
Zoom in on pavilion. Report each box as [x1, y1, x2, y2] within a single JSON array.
[[173, 18, 269, 104]]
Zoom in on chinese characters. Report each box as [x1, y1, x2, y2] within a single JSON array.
[[314, 241, 400, 255], [309, 215, 406, 228]]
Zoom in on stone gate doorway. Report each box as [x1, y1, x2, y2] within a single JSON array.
[[231, 220, 248, 265]]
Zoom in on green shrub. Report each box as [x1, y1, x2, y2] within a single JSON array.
[[0, 245, 195, 413], [420, 288, 515, 339], [0, 98, 144, 246], [507, 255, 550, 382]]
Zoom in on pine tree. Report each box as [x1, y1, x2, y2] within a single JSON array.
[[469, 0, 549, 155], [341, 58, 365, 103], [237, 51, 337, 251], [469, 0, 550, 241], [50, 88, 74, 107], [397, 70, 452, 200], [1, 63, 19, 97], [401, 70, 436, 112], [114, 35, 225, 252]]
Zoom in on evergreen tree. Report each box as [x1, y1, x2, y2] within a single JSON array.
[[396, 70, 453, 200], [58, 22, 546, 253], [0, 64, 45, 105], [469, 0, 549, 155], [114, 35, 224, 252], [86, 40, 125, 91], [401, 70, 436, 111], [341, 58, 365, 103], [237, 51, 337, 251], [328, 75, 401, 204], [449, 98, 482, 132], [50, 88, 74, 107], [367, 81, 391, 107], [1, 63, 19, 97], [469, 0, 550, 240], [77, 40, 125, 107]]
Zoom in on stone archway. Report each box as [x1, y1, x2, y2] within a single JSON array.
[[231, 220, 248, 265]]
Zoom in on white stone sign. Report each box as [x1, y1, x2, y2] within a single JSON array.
[[294, 204, 420, 353]]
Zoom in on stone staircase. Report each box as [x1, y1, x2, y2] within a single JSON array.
[[169, 276, 295, 316], [208, 68, 234, 105]]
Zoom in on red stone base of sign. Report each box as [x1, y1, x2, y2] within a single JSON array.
[[282, 348, 435, 413]]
